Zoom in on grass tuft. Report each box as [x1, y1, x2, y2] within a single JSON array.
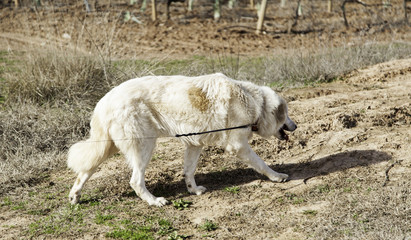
[[172, 199, 192, 210], [95, 212, 116, 224], [106, 225, 153, 240], [199, 219, 218, 232], [224, 186, 240, 194]]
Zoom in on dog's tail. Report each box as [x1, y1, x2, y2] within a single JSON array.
[[67, 114, 115, 173]]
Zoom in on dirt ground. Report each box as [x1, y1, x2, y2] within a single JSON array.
[[0, 1, 410, 239]]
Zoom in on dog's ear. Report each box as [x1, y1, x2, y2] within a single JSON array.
[[272, 98, 287, 124]]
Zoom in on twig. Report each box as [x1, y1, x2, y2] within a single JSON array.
[[382, 160, 400, 187], [405, 0, 410, 25], [342, 0, 368, 28], [289, 0, 302, 33]]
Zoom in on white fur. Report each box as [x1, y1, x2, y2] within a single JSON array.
[[67, 73, 296, 206]]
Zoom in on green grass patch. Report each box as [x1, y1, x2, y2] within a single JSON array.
[[157, 218, 176, 236], [172, 199, 192, 210], [1, 197, 12, 207], [224, 186, 240, 194], [28, 204, 86, 237], [106, 224, 153, 240], [285, 192, 305, 205], [95, 212, 116, 224], [168, 231, 190, 240], [199, 219, 218, 232], [303, 210, 318, 216], [316, 184, 332, 194]]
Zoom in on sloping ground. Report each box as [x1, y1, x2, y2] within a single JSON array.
[[0, 58, 410, 239]]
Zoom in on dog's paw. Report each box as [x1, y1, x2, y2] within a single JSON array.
[[69, 194, 80, 205], [270, 173, 289, 183], [148, 197, 169, 207], [189, 186, 207, 195]]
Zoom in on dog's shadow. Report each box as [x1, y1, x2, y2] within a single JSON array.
[[151, 150, 391, 198]]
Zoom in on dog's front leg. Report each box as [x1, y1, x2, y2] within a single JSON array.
[[236, 143, 288, 182], [184, 145, 206, 195]]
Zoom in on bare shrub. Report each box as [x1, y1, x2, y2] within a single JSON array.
[[0, 102, 90, 192], [165, 42, 411, 88], [3, 49, 114, 106], [0, 48, 121, 191], [257, 42, 411, 87]]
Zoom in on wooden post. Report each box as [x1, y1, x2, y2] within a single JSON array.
[[151, 0, 157, 21], [342, 0, 348, 27], [341, 0, 368, 28], [297, 0, 302, 16], [214, 0, 221, 20], [256, 0, 268, 34], [140, 0, 147, 12], [188, 0, 194, 11], [83, 0, 91, 12], [281, 0, 286, 8], [14, 0, 19, 7], [327, 0, 332, 12], [228, 0, 236, 9], [405, 0, 409, 25]]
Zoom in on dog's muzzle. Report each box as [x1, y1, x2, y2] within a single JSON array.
[[279, 120, 297, 141], [279, 127, 289, 141]]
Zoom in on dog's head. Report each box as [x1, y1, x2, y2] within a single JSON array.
[[256, 87, 297, 140]]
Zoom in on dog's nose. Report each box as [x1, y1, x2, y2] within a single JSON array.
[[283, 122, 297, 132]]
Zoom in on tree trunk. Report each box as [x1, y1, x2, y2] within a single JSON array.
[[256, 0, 268, 34]]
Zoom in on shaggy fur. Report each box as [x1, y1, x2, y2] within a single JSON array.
[[68, 73, 297, 206]]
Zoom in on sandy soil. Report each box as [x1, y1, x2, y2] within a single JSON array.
[[0, 1, 410, 239]]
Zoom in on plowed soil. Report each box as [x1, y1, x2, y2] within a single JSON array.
[[1, 0, 410, 58]]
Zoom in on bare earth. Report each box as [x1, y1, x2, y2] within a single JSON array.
[[0, 1, 410, 239]]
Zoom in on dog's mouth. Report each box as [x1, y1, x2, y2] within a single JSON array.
[[279, 127, 289, 141]]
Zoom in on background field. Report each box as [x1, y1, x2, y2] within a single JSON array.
[[0, 0, 410, 239]]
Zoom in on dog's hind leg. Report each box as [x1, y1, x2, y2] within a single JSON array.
[[68, 114, 118, 204], [184, 145, 206, 195], [68, 141, 117, 205], [69, 170, 95, 204], [123, 138, 168, 207]]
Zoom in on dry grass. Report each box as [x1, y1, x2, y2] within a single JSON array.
[[0, 49, 116, 190], [156, 42, 411, 88], [242, 42, 411, 86]]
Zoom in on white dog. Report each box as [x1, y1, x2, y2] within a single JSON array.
[[68, 73, 297, 206]]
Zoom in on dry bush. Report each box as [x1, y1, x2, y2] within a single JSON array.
[[258, 42, 411, 87], [175, 42, 411, 88], [3, 49, 114, 106], [0, 48, 124, 191], [0, 103, 90, 192]]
